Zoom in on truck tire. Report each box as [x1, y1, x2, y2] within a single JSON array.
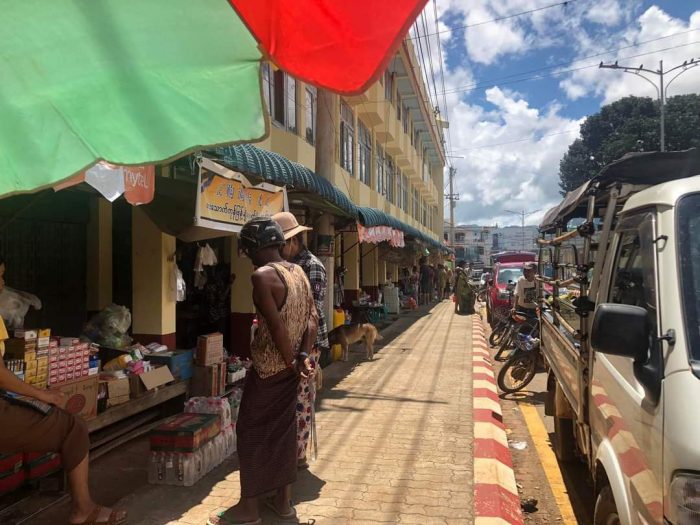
[[553, 413, 576, 463], [552, 383, 577, 463], [593, 485, 620, 525]]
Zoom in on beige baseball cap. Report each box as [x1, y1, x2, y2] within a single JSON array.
[[272, 211, 312, 240]]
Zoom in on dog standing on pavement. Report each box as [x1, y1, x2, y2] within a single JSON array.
[[328, 323, 383, 361]]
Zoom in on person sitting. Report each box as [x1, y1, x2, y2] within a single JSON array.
[[512, 261, 539, 318], [0, 256, 126, 525]]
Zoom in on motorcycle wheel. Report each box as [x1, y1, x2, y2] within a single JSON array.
[[494, 326, 515, 361], [488, 321, 507, 347], [498, 352, 537, 393]]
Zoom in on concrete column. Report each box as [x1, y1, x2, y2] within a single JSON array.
[[86, 197, 112, 314], [379, 259, 387, 286], [315, 89, 337, 335], [343, 231, 360, 307], [131, 208, 176, 348], [230, 236, 255, 358]]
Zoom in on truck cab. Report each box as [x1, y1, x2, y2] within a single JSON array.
[[538, 149, 700, 524]]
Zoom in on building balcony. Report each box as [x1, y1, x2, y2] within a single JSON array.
[[355, 83, 389, 127]]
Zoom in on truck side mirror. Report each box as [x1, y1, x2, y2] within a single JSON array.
[[591, 303, 649, 361]]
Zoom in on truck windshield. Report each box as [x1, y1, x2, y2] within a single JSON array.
[[678, 193, 700, 366], [498, 268, 523, 285]]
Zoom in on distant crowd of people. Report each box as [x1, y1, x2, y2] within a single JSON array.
[[399, 258, 453, 305]]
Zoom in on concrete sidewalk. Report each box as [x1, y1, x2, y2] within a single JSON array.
[[78, 302, 475, 525]]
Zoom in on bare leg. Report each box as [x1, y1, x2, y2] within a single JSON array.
[[68, 455, 126, 524], [273, 484, 293, 515]]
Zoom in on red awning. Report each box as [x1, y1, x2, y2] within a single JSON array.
[[229, 0, 428, 94]]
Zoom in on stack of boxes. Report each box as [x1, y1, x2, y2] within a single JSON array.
[[147, 411, 234, 487], [191, 333, 226, 397], [0, 452, 62, 496], [48, 338, 95, 386], [6, 329, 52, 389]]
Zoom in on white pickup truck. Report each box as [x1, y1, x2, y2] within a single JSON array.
[[537, 148, 700, 525]]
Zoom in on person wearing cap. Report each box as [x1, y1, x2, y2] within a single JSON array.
[[211, 218, 317, 525], [513, 262, 538, 316], [272, 211, 328, 469]]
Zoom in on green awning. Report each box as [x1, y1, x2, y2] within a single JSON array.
[[210, 144, 357, 218], [357, 206, 450, 254], [207, 144, 451, 253]]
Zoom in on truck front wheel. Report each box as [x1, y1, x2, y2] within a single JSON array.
[[594, 485, 620, 525]]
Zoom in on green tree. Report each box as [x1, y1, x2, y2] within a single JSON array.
[[559, 94, 700, 193]]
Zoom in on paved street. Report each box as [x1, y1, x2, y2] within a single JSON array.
[[72, 301, 476, 525]]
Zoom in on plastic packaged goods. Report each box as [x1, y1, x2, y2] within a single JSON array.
[[184, 396, 232, 428], [221, 424, 236, 456], [82, 304, 132, 349], [148, 450, 205, 487]]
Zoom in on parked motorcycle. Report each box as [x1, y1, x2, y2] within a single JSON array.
[[497, 333, 541, 393], [493, 310, 539, 362]]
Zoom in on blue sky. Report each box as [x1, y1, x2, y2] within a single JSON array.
[[420, 0, 700, 226]]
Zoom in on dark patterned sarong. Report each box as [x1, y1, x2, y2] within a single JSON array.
[[237, 367, 299, 498]]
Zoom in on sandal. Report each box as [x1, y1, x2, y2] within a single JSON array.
[[207, 511, 262, 525], [71, 506, 127, 525], [264, 496, 297, 519]]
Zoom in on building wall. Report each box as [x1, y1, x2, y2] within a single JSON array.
[[256, 43, 445, 242]]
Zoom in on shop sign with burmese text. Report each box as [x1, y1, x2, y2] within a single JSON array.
[[196, 157, 287, 233]]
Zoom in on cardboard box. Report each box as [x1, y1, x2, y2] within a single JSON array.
[[38, 329, 51, 339], [37, 337, 50, 348], [190, 362, 227, 398], [146, 350, 194, 381], [53, 376, 98, 421], [106, 377, 129, 400], [196, 333, 224, 366], [128, 366, 175, 399], [14, 329, 37, 340], [149, 413, 221, 452], [23, 452, 61, 480]]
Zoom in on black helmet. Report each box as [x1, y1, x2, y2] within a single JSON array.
[[239, 217, 285, 254]]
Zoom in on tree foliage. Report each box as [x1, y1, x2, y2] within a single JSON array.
[[559, 94, 700, 193]]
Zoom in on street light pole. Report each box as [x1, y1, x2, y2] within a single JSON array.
[[504, 209, 541, 251], [599, 58, 700, 152]]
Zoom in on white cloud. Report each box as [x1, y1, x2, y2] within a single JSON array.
[[560, 6, 700, 104], [446, 87, 582, 226], [422, 1, 700, 227]]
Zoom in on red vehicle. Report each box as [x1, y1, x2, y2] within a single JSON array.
[[486, 251, 536, 325]]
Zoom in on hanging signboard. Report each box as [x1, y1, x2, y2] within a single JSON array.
[[357, 223, 405, 248], [195, 157, 286, 233]]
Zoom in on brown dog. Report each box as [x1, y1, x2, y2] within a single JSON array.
[[328, 323, 383, 361]]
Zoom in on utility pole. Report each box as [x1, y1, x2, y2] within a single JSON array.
[[504, 209, 541, 251], [446, 166, 460, 247], [599, 58, 700, 152]]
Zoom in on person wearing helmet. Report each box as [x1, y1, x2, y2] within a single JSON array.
[[211, 218, 317, 525]]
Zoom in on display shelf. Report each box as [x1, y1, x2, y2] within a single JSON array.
[[87, 380, 188, 433]]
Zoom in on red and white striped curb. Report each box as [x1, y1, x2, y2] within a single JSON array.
[[472, 316, 524, 525]]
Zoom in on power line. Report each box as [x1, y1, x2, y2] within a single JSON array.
[[441, 39, 700, 95], [433, 0, 454, 169], [449, 128, 580, 153], [409, 0, 577, 40]]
